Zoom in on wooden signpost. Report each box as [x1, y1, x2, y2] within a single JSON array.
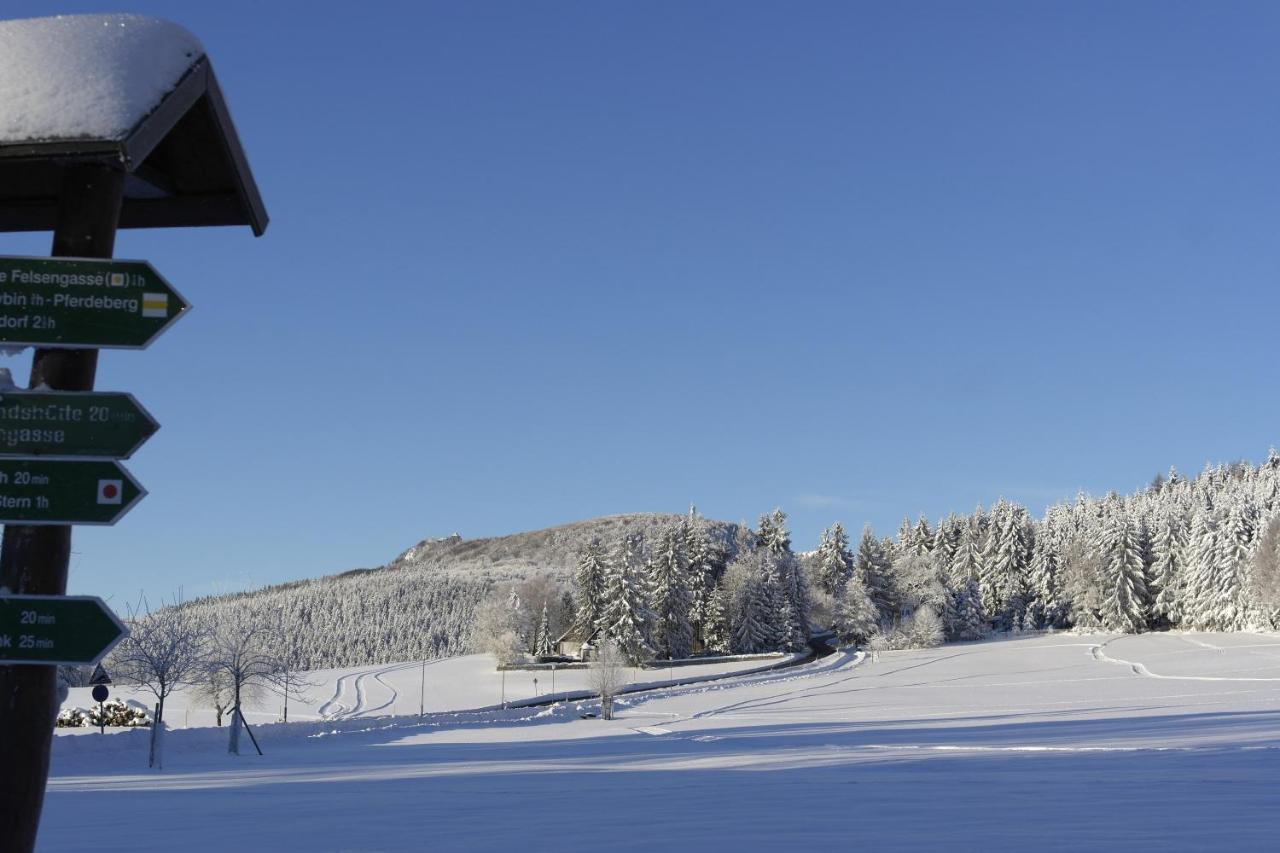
[[0, 17, 268, 852]]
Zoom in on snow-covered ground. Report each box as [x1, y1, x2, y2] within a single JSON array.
[[61, 652, 802, 729], [40, 632, 1280, 851]]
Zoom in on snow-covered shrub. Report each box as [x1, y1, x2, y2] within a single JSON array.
[[86, 698, 151, 728], [56, 707, 91, 728], [904, 606, 944, 649]]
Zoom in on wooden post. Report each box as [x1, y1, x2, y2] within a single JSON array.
[[238, 707, 263, 756], [0, 162, 123, 853]]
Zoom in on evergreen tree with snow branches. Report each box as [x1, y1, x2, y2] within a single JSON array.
[[947, 580, 987, 641], [948, 517, 983, 590], [1183, 508, 1220, 629], [757, 508, 792, 555], [703, 585, 730, 652], [730, 552, 773, 654], [534, 602, 554, 657], [815, 522, 855, 596], [1099, 511, 1150, 633], [856, 524, 896, 624], [649, 523, 694, 659], [1149, 509, 1188, 628], [573, 540, 608, 633], [598, 536, 654, 664]]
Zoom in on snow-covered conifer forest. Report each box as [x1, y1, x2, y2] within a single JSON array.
[[169, 449, 1280, 670]]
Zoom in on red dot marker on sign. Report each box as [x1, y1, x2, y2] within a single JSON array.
[[101, 484, 118, 500]]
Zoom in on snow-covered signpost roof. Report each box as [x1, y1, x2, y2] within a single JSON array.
[[0, 14, 267, 235]]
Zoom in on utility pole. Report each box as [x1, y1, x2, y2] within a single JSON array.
[[0, 163, 122, 852], [419, 658, 426, 718]]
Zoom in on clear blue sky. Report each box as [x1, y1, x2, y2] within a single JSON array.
[[3, 2, 1278, 608]]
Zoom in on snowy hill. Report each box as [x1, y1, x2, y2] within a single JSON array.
[[388, 512, 741, 584], [173, 513, 741, 671]]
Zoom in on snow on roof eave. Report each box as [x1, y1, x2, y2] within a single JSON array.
[[0, 56, 207, 167], [0, 15, 205, 146], [0, 15, 267, 236], [0, 58, 268, 237]]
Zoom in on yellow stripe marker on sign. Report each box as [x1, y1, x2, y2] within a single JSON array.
[[140, 292, 168, 318]]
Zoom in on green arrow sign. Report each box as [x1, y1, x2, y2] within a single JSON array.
[[0, 459, 145, 525], [0, 256, 190, 349], [0, 391, 158, 459], [0, 595, 127, 666]]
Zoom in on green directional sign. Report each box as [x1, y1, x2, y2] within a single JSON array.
[[0, 595, 127, 666], [0, 391, 158, 459], [0, 459, 145, 525], [0, 256, 190, 349]]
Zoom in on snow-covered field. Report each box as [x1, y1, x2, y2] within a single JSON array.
[[41, 632, 1280, 852], [61, 652, 801, 728]]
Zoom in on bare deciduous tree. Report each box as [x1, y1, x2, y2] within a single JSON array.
[[109, 600, 208, 769], [203, 609, 307, 755], [194, 665, 234, 727], [587, 639, 627, 720], [472, 589, 526, 666]]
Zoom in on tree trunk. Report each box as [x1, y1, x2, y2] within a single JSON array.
[[228, 683, 242, 755], [149, 697, 166, 769]]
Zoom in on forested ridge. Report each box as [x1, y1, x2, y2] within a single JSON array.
[[177, 450, 1280, 670]]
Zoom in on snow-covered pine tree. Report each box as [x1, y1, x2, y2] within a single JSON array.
[[1183, 507, 1220, 629], [780, 550, 811, 650], [763, 554, 796, 650], [680, 518, 708, 644], [702, 584, 730, 652], [573, 539, 608, 633], [755, 510, 809, 650], [730, 555, 772, 654], [856, 525, 896, 624], [897, 516, 917, 555], [534, 602, 553, 657], [947, 580, 987, 641], [757, 508, 792, 555], [1217, 502, 1255, 629], [815, 522, 855, 596], [649, 523, 694, 660], [948, 517, 982, 590], [979, 500, 1031, 630], [1024, 518, 1061, 629], [932, 515, 963, 570], [598, 535, 654, 664], [1149, 508, 1188, 628], [1099, 510, 1150, 633], [912, 515, 934, 557]]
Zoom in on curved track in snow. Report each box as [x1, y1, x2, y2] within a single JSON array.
[[1092, 638, 1280, 682]]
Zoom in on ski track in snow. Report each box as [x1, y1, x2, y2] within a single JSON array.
[[318, 660, 438, 720], [1092, 639, 1280, 682], [317, 670, 359, 718]]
